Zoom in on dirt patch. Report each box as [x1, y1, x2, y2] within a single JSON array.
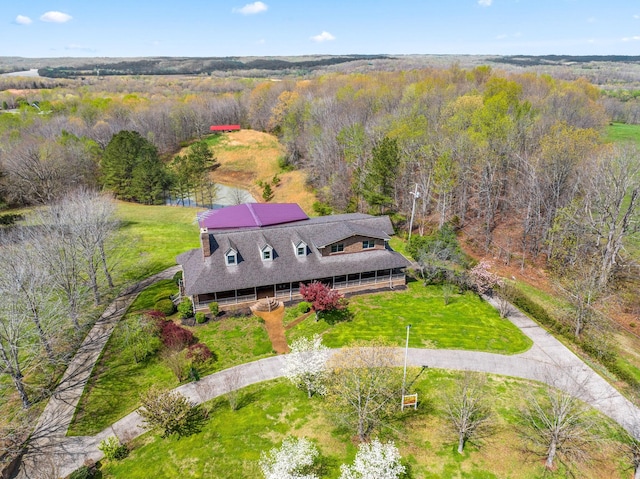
[[252, 304, 289, 354]]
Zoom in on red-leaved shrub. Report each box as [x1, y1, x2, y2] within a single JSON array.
[[158, 320, 195, 350], [145, 310, 166, 320], [186, 343, 216, 364]]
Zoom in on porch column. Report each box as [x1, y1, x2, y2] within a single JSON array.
[[254, 287, 257, 301], [289, 282, 292, 301], [235, 289, 238, 304]]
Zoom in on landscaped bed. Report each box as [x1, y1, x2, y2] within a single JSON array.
[[97, 374, 625, 479], [68, 280, 273, 436], [287, 281, 533, 355]]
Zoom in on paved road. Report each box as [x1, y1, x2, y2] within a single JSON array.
[[16, 288, 640, 478]]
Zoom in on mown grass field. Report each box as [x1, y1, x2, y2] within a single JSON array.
[[206, 130, 317, 214], [605, 122, 640, 145], [115, 202, 202, 283], [287, 281, 533, 355], [68, 280, 273, 436], [99, 374, 626, 479]]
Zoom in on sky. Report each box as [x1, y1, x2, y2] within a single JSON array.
[[2, 0, 640, 58]]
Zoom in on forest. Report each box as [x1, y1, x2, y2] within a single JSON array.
[[1, 61, 640, 474]]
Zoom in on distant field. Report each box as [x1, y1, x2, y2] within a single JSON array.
[[605, 122, 640, 145]]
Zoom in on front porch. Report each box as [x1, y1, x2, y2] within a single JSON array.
[[192, 269, 406, 311]]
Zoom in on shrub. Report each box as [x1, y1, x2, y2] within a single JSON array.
[[186, 342, 216, 364], [138, 386, 207, 438], [173, 270, 183, 285], [195, 312, 206, 324], [177, 299, 194, 319], [98, 436, 129, 461], [0, 213, 24, 226], [298, 301, 312, 314], [154, 299, 176, 315], [158, 320, 195, 350], [208, 301, 219, 317], [69, 465, 98, 479]]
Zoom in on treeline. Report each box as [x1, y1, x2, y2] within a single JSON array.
[[36, 55, 390, 78], [0, 76, 247, 206]]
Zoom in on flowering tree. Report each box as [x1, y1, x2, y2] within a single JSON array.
[[283, 335, 330, 398], [468, 261, 502, 295], [259, 436, 319, 479], [339, 439, 405, 479], [299, 281, 346, 320]]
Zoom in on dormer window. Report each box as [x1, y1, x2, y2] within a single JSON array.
[[294, 240, 307, 257], [362, 239, 375, 249], [261, 245, 274, 261], [225, 248, 237, 266]]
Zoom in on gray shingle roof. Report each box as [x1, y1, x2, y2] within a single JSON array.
[[177, 214, 410, 296]]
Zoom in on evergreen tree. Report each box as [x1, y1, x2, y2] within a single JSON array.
[[363, 136, 400, 214], [101, 130, 167, 203]]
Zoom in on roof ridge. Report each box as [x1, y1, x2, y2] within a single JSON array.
[[246, 203, 262, 227]]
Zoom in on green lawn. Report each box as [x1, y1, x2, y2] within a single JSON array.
[[99, 374, 625, 479], [114, 202, 203, 283], [287, 282, 532, 354], [68, 281, 273, 436], [605, 122, 640, 146]]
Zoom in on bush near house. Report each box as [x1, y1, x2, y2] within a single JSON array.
[[195, 312, 206, 324], [208, 302, 219, 317], [177, 299, 194, 319], [154, 299, 176, 315]]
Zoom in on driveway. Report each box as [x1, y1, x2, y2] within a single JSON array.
[[15, 289, 640, 478]]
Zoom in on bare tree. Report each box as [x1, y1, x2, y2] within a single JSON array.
[[0, 232, 59, 363], [442, 372, 493, 454], [325, 342, 402, 441], [0, 288, 37, 408], [520, 383, 598, 471]]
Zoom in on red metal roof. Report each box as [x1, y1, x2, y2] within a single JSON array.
[[210, 124, 241, 132], [198, 203, 309, 230]]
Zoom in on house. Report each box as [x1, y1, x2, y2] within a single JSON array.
[[177, 203, 410, 310]]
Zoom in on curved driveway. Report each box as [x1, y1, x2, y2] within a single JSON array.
[[16, 290, 640, 478]]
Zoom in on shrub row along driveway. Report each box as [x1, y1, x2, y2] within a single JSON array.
[[16, 285, 640, 478]]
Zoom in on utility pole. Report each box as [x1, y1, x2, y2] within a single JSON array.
[[401, 324, 411, 409], [408, 183, 420, 242]]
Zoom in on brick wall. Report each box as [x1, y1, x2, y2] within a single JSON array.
[[320, 235, 385, 256]]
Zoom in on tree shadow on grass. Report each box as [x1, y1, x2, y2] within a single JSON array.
[[321, 308, 353, 326]]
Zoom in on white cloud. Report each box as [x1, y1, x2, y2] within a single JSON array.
[[634, 14, 640, 20], [15, 15, 32, 25], [587, 17, 596, 23], [40, 11, 72, 23], [256, 38, 266, 45], [478, 0, 493, 6], [496, 34, 507, 40], [622, 36, 640, 42], [310, 31, 336, 43], [233, 2, 268, 15]]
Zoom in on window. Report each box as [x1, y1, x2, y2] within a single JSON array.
[[226, 253, 236, 265], [362, 239, 375, 249], [263, 250, 271, 260], [297, 245, 306, 256], [330, 243, 344, 253]]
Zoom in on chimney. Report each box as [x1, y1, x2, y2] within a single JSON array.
[[200, 228, 212, 258]]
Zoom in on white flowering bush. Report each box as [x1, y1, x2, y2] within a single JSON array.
[[283, 335, 330, 398], [259, 436, 319, 479], [339, 439, 405, 479]]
